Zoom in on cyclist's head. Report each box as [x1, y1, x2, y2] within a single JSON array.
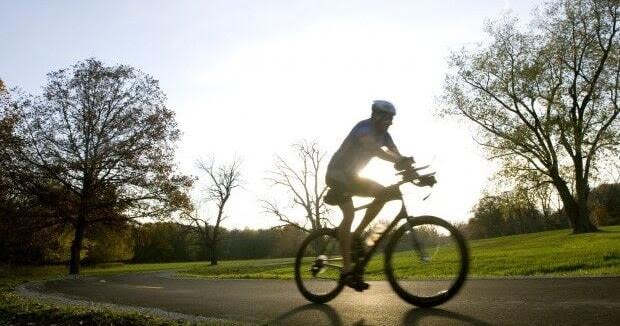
[[372, 100, 396, 116], [371, 100, 395, 132]]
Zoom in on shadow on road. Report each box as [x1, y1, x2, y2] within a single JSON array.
[[269, 303, 490, 326], [270, 303, 342, 326], [402, 307, 491, 325]]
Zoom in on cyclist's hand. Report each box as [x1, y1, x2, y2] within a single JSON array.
[[400, 168, 418, 181], [419, 175, 437, 187], [394, 156, 414, 171]]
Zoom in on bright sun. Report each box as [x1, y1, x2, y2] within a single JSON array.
[[358, 158, 397, 186]]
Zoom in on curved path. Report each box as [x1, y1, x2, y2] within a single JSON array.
[[25, 273, 620, 325]]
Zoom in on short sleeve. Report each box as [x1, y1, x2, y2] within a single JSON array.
[[383, 132, 396, 149], [351, 123, 373, 138]]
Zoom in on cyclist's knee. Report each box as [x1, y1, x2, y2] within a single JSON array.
[[324, 188, 352, 206], [377, 185, 401, 202]]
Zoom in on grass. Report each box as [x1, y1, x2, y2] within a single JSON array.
[[181, 225, 620, 280], [466, 226, 620, 277], [1, 225, 619, 324]]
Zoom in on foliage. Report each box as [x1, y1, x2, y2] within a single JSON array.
[[0, 59, 192, 274], [465, 190, 569, 240], [589, 183, 620, 225], [132, 222, 198, 263], [441, 0, 620, 233], [131, 223, 306, 263], [83, 223, 135, 264]]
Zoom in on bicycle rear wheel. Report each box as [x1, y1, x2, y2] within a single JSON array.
[[384, 215, 469, 307], [294, 229, 344, 303]]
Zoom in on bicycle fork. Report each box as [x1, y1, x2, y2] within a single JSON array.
[[403, 213, 431, 263]]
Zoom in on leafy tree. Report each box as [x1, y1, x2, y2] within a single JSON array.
[[132, 222, 197, 262], [589, 183, 620, 225], [466, 189, 568, 240], [83, 223, 135, 264], [441, 0, 620, 233], [1, 59, 192, 274], [467, 195, 504, 239], [262, 141, 333, 233]]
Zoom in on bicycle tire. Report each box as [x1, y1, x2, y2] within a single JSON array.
[[384, 215, 469, 307], [294, 228, 345, 303]]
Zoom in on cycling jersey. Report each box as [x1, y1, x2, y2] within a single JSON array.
[[327, 118, 396, 176]]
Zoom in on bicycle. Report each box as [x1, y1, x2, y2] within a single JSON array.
[[294, 163, 469, 307]]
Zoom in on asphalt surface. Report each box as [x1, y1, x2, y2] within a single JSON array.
[[31, 273, 620, 325]]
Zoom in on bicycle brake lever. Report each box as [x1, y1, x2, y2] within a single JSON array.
[[413, 164, 430, 171]]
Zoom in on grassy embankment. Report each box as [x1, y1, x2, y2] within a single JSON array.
[[1, 225, 619, 324], [182, 225, 620, 279]]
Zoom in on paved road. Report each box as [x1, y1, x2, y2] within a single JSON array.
[[30, 273, 620, 325]]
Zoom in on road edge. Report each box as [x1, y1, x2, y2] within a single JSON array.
[[15, 276, 251, 326]]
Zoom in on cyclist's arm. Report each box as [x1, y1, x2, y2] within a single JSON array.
[[359, 134, 402, 163], [384, 133, 404, 156]]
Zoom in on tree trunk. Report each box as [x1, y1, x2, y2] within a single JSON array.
[[209, 241, 218, 266], [574, 176, 598, 233], [554, 177, 597, 234], [200, 230, 210, 261], [69, 217, 86, 275], [210, 220, 220, 265]]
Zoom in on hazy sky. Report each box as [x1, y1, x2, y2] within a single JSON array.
[[1, 0, 543, 229]]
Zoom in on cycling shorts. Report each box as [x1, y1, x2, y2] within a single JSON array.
[[324, 170, 385, 205]]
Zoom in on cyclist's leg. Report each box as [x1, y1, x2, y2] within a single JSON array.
[[352, 180, 401, 239], [325, 171, 356, 274], [337, 199, 354, 274]]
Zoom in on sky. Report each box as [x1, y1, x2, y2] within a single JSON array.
[[0, 0, 544, 229]]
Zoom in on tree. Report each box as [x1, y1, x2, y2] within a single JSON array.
[[182, 157, 242, 265], [441, 0, 620, 233], [468, 195, 504, 239], [1, 59, 192, 274], [262, 141, 333, 233], [492, 168, 562, 225], [132, 222, 197, 262], [589, 183, 620, 225]]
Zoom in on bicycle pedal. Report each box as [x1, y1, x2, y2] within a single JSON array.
[[347, 281, 369, 292], [343, 273, 369, 292], [311, 265, 325, 277]]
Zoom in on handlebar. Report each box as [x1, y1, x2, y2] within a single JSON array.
[[395, 164, 436, 187]]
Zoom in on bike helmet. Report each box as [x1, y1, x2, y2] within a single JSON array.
[[371, 100, 396, 115]]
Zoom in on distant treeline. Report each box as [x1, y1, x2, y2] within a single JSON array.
[[2, 184, 618, 265], [0, 221, 307, 265], [458, 183, 620, 240]]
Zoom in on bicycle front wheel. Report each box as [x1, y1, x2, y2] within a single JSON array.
[[294, 229, 345, 303], [384, 215, 469, 307]]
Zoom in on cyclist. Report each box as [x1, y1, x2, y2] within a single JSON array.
[[324, 100, 414, 291]]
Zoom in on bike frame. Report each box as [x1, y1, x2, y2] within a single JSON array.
[[349, 169, 435, 276]]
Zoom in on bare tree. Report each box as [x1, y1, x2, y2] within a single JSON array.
[[441, 0, 620, 233], [262, 141, 333, 233], [0, 59, 192, 274], [182, 157, 242, 265]]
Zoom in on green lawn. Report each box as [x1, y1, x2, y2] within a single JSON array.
[[181, 225, 620, 280], [4, 226, 617, 282]]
